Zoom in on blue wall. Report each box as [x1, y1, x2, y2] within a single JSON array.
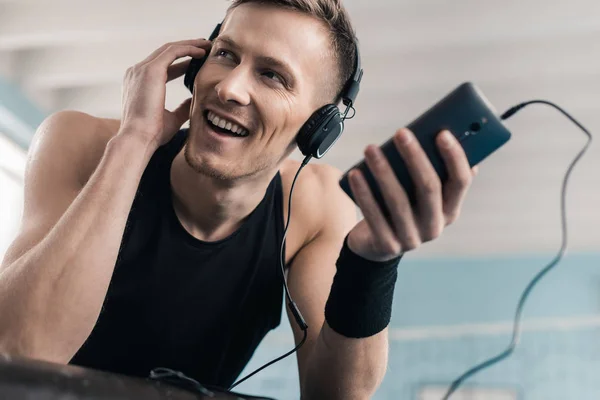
[[0, 77, 46, 148], [234, 252, 600, 399]]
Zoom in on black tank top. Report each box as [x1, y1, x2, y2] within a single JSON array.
[[70, 129, 285, 388]]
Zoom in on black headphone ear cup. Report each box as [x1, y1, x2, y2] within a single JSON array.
[[184, 56, 207, 93], [185, 23, 222, 93], [297, 104, 343, 158]]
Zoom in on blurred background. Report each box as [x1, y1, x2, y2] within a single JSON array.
[[0, 0, 599, 398]]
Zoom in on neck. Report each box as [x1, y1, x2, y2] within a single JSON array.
[[170, 150, 276, 242]]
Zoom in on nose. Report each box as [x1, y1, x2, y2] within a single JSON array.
[[215, 67, 251, 106]]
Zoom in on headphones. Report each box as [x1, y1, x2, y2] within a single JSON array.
[[184, 22, 363, 159]]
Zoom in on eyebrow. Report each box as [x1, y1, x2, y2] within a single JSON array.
[[213, 35, 297, 86]]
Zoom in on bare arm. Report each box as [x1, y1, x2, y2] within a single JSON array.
[[0, 111, 155, 362], [284, 165, 387, 399], [290, 129, 476, 399], [0, 38, 210, 363], [289, 236, 389, 400]]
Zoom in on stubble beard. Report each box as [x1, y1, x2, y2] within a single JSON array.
[[183, 118, 299, 182], [183, 137, 278, 183]]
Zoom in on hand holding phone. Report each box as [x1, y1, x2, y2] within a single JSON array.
[[340, 82, 511, 260]]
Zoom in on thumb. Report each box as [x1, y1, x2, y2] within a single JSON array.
[[164, 97, 193, 134], [173, 97, 193, 126]]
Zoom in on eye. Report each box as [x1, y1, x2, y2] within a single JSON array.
[[262, 70, 285, 85], [214, 48, 235, 61]]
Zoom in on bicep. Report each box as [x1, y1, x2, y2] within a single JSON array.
[[285, 168, 357, 384], [1, 111, 109, 269]]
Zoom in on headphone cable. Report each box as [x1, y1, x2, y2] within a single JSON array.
[[230, 101, 359, 390], [442, 100, 593, 399], [229, 155, 312, 390]]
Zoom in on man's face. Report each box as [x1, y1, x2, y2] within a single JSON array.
[[185, 3, 335, 181]]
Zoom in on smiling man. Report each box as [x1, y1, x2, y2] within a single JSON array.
[[0, 0, 476, 399]]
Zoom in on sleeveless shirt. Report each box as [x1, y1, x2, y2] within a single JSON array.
[[70, 129, 285, 389]]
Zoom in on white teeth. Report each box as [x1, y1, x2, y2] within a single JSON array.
[[206, 110, 248, 136]]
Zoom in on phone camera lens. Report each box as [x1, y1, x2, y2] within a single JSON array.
[[470, 122, 482, 132]]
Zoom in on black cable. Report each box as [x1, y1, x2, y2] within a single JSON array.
[[149, 367, 214, 397], [229, 155, 312, 390], [279, 156, 311, 332], [343, 105, 356, 120], [231, 104, 358, 389], [229, 328, 308, 391], [148, 367, 278, 399], [442, 100, 593, 400]]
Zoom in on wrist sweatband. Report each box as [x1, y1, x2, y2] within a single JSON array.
[[324, 235, 402, 338]]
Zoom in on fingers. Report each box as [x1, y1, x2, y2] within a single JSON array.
[[126, 40, 210, 85], [141, 38, 211, 65], [355, 127, 475, 256], [436, 130, 474, 224], [164, 98, 193, 134], [167, 59, 192, 82], [172, 98, 193, 124], [348, 169, 401, 255], [153, 44, 209, 71], [363, 145, 421, 250], [392, 128, 445, 240]]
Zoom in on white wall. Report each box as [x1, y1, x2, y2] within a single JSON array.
[[0, 134, 26, 260]]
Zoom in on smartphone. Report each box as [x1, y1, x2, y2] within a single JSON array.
[[339, 82, 511, 216]]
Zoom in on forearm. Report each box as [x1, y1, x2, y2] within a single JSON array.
[[0, 133, 155, 361], [302, 322, 388, 400], [300, 235, 400, 399]]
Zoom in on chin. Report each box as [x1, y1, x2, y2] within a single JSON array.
[[184, 117, 240, 180], [183, 138, 257, 182], [184, 139, 231, 180], [184, 124, 289, 182]]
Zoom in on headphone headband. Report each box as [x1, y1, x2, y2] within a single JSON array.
[[183, 21, 363, 160], [340, 42, 363, 107], [186, 22, 363, 106]]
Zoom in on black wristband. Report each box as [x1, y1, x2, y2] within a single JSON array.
[[324, 235, 402, 338]]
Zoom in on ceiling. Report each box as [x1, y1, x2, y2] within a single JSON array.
[[0, 0, 598, 257]]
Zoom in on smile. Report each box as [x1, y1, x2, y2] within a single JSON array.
[[205, 111, 249, 137]]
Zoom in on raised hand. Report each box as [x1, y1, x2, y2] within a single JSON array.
[[119, 38, 211, 148]]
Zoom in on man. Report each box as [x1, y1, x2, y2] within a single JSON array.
[[0, 0, 476, 398]]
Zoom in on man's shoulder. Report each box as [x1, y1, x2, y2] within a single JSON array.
[[41, 110, 120, 134], [35, 110, 121, 153], [32, 110, 122, 184], [279, 158, 356, 247], [280, 158, 344, 194], [279, 158, 350, 217]]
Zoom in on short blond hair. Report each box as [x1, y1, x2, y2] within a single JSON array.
[[228, 0, 357, 101]]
